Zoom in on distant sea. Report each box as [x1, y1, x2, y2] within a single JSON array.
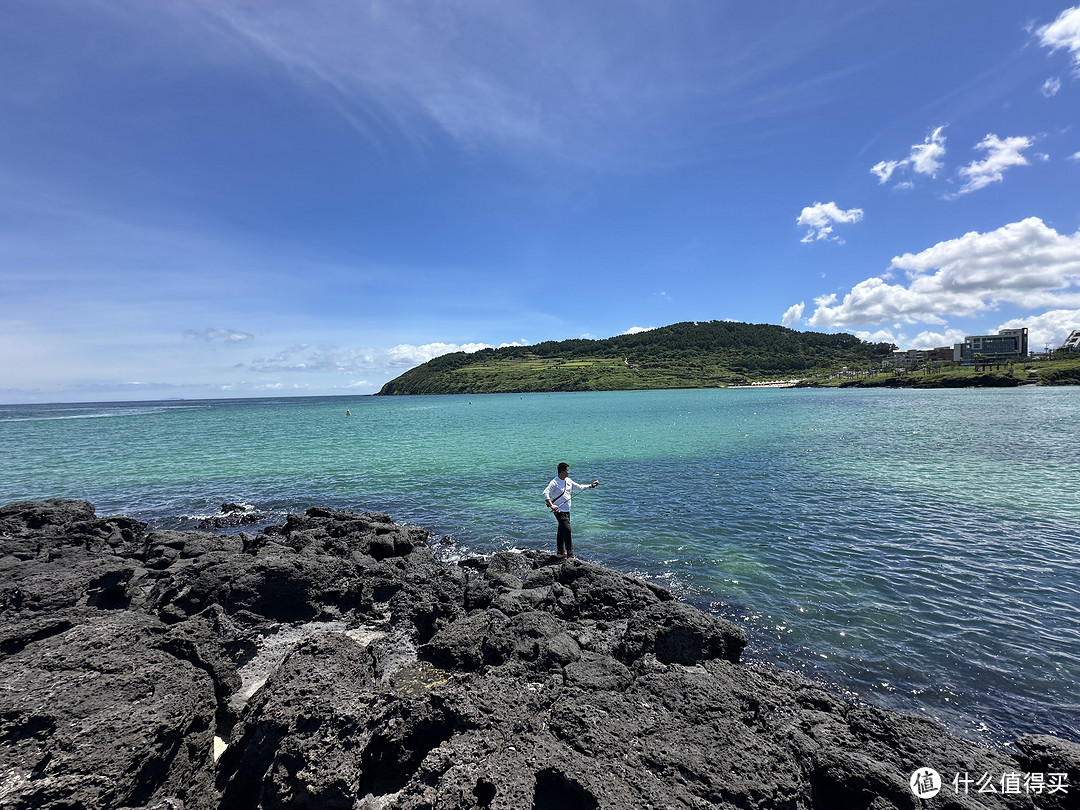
[[3, 388, 1078, 747]]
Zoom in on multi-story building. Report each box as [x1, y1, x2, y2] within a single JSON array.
[[1061, 330, 1080, 352], [954, 328, 1028, 363]]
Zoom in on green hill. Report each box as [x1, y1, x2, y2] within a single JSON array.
[[377, 321, 895, 395]]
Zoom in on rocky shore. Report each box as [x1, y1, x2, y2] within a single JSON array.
[[1, 499, 1077, 810]]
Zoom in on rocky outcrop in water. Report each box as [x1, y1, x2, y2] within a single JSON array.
[[1, 498, 1077, 810]]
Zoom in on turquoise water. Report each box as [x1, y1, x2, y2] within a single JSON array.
[[2, 388, 1078, 745]]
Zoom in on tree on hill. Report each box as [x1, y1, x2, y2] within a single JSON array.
[[378, 320, 895, 395]]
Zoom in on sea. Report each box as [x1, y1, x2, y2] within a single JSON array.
[[2, 387, 1078, 749]]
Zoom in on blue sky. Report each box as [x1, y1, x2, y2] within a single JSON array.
[[2, 0, 1080, 403]]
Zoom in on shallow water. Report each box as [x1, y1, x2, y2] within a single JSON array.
[[3, 387, 1078, 745]]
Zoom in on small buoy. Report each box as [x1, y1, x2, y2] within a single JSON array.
[[346, 410, 351, 416]]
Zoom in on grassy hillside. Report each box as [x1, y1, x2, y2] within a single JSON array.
[[377, 321, 896, 395]]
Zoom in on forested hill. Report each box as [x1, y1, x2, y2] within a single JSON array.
[[376, 321, 895, 395]]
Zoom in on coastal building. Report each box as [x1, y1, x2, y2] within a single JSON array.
[[1061, 330, 1080, 352], [891, 349, 926, 369], [891, 346, 956, 369], [954, 328, 1028, 363]]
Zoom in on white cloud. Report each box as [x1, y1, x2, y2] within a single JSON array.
[[952, 134, 1034, 196], [870, 160, 902, 184], [1070, 151, 1080, 162], [908, 126, 948, 176], [244, 339, 522, 378], [384, 342, 492, 367], [997, 309, 1080, 352], [796, 202, 864, 244], [871, 126, 947, 185], [253, 383, 309, 391], [623, 326, 656, 335], [808, 217, 1080, 327], [853, 328, 904, 345], [907, 328, 966, 350], [853, 327, 964, 351], [1042, 76, 1063, 97], [137, 0, 839, 173], [781, 302, 805, 327], [1038, 6, 1080, 73], [248, 344, 378, 373], [184, 327, 254, 343]]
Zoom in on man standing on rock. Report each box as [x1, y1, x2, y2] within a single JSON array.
[[543, 462, 599, 558]]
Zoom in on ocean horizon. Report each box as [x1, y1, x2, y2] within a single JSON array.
[[3, 387, 1078, 748]]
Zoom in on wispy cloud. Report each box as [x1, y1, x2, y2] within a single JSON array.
[[184, 327, 254, 343], [808, 218, 1080, 328], [1041, 76, 1062, 97], [1037, 6, 1080, 74], [951, 134, 1035, 197], [104, 0, 878, 173], [871, 126, 947, 185], [797, 202, 864, 244], [246, 344, 378, 374]]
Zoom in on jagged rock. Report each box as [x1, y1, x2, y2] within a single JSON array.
[[1015, 735, 1080, 810], [0, 499, 1071, 809], [0, 609, 217, 810], [617, 599, 746, 666]]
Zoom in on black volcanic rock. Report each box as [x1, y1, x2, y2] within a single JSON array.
[[1, 498, 1076, 809]]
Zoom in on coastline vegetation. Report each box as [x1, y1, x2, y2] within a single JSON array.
[[378, 321, 895, 394], [817, 356, 1080, 389], [378, 320, 1080, 394]]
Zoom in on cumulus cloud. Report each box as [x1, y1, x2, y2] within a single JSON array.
[[997, 308, 1080, 352], [851, 327, 964, 351], [853, 328, 904, 346], [383, 342, 492, 367], [1070, 151, 1080, 162], [907, 328, 966, 350], [952, 134, 1035, 196], [871, 126, 947, 185], [797, 202, 864, 244], [781, 302, 805, 328], [623, 326, 656, 335], [1037, 6, 1080, 73], [1042, 76, 1062, 97], [184, 327, 254, 343], [808, 217, 1080, 328]]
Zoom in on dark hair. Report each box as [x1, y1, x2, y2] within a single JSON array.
[[557, 462, 569, 473]]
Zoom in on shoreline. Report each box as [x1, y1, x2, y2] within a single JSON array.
[[2, 498, 1077, 809]]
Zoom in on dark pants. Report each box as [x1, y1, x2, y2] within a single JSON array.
[[555, 510, 572, 554]]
